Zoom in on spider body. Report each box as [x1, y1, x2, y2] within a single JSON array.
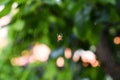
[[57, 33, 63, 42]]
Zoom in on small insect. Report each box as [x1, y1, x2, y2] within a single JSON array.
[[57, 33, 63, 42]]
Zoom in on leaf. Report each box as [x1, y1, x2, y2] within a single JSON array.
[[22, 0, 41, 15], [86, 22, 101, 45], [57, 62, 72, 80], [0, 0, 10, 5], [11, 19, 25, 31], [80, 67, 105, 80], [42, 0, 59, 5], [110, 8, 120, 22], [14, 0, 26, 4], [73, 5, 92, 41], [0, 3, 11, 18], [73, 25, 87, 41], [43, 60, 57, 80], [98, 0, 116, 5]]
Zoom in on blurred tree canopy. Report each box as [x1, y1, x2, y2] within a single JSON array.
[[0, 0, 120, 80]]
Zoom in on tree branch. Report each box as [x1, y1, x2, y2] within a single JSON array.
[[96, 29, 120, 80]]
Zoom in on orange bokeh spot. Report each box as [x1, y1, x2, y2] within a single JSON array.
[[74, 49, 99, 67], [21, 50, 30, 56], [114, 36, 120, 45], [80, 51, 96, 65], [64, 48, 72, 59], [28, 55, 36, 63], [72, 52, 80, 62], [11, 56, 29, 66], [82, 63, 89, 67], [11, 43, 51, 66], [56, 57, 64, 67], [91, 60, 100, 67]]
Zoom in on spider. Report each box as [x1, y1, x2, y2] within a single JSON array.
[[57, 33, 63, 42]]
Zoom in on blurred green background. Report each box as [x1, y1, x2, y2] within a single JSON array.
[[0, 0, 120, 80]]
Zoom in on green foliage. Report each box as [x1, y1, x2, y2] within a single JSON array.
[[80, 67, 105, 80], [98, 0, 116, 5], [0, 2, 12, 17], [0, 0, 120, 80], [11, 19, 25, 31]]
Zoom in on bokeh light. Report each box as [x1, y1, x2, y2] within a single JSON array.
[[11, 43, 51, 66], [28, 55, 36, 63], [12, 2, 18, 9], [73, 49, 100, 67], [11, 56, 29, 66], [82, 63, 89, 67], [0, 38, 7, 49], [91, 60, 100, 67], [56, 57, 64, 67], [0, 15, 11, 28], [32, 44, 51, 62], [72, 50, 80, 62], [0, 5, 4, 12], [21, 50, 30, 56], [64, 48, 72, 59], [114, 36, 120, 45], [0, 27, 8, 49], [80, 50, 96, 65], [0, 27, 8, 38]]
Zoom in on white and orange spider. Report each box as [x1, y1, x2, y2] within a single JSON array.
[[57, 33, 63, 42]]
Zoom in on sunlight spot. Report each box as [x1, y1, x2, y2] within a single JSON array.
[[56, 57, 64, 67], [21, 50, 30, 56], [91, 60, 100, 67], [79, 50, 96, 64], [0, 15, 11, 28], [73, 49, 99, 67], [56, 0, 61, 4], [64, 48, 72, 59], [72, 50, 80, 62], [80, 50, 96, 65], [28, 55, 36, 63], [0, 27, 8, 38], [32, 44, 51, 62], [82, 63, 89, 67], [11, 56, 28, 66], [0, 5, 5, 12], [12, 2, 18, 9], [0, 38, 7, 49], [114, 36, 120, 45], [11, 43, 51, 66], [0, 27, 8, 49]]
